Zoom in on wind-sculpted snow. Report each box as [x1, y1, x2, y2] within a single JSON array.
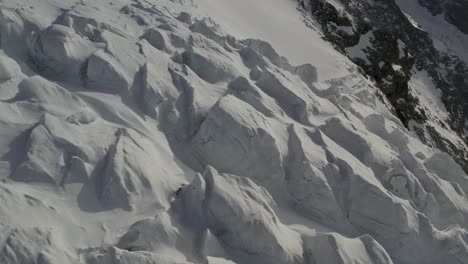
[[28, 24, 104, 80], [0, 0, 468, 263], [0, 51, 21, 82]]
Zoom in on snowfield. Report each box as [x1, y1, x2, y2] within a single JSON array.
[[0, 0, 468, 264]]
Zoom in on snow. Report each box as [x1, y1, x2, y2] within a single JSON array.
[[345, 31, 373, 64], [392, 64, 402, 72], [402, 12, 423, 30], [0, 0, 468, 263], [195, 0, 353, 80], [409, 70, 448, 121], [396, 0, 468, 64], [408, 69, 467, 148], [0, 50, 21, 81]]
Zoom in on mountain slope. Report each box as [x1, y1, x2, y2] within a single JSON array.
[[298, 0, 468, 173], [0, 0, 468, 263]]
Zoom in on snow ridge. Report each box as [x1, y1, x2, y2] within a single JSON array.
[[0, 0, 468, 264]]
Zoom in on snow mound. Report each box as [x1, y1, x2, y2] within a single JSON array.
[[303, 233, 393, 264], [0, 51, 20, 81], [28, 24, 103, 80], [201, 167, 303, 264]]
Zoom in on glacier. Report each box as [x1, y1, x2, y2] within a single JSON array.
[[0, 0, 468, 263]]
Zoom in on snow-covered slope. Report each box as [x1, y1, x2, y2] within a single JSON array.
[[195, 0, 353, 80], [298, 0, 468, 175], [1, 0, 468, 264]]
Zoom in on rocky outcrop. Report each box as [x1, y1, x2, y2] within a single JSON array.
[[298, 0, 468, 173], [418, 0, 468, 34]]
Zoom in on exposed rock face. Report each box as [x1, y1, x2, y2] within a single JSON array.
[[299, 0, 468, 172], [418, 0, 468, 34]]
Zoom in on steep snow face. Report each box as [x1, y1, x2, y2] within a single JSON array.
[[195, 0, 354, 81], [1, 0, 468, 264]]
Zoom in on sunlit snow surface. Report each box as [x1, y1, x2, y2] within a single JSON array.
[[0, 0, 468, 263], [195, 0, 352, 80]]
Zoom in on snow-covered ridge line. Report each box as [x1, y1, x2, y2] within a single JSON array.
[[0, 0, 468, 263]]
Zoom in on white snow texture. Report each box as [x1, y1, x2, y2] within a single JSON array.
[[0, 0, 467, 264]]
